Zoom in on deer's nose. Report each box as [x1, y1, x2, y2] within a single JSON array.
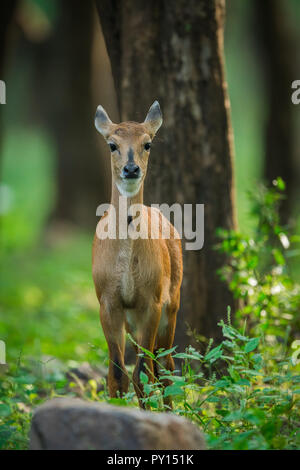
[[123, 163, 141, 179]]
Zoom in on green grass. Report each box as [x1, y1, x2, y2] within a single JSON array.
[[0, 128, 55, 251], [0, 126, 107, 365], [0, 126, 110, 449], [0, 233, 107, 364], [0, 231, 109, 450]]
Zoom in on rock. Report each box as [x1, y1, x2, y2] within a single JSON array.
[[28, 356, 66, 377], [66, 362, 107, 395], [30, 398, 206, 450]]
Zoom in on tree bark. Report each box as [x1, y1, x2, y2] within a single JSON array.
[[95, 0, 237, 349], [0, 1, 17, 77], [0, 1, 17, 187], [254, 0, 297, 223]]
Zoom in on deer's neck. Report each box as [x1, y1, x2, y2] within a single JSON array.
[[111, 179, 144, 234], [111, 179, 144, 207]]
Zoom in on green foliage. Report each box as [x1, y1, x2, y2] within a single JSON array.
[[0, 128, 55, 251], [121, 181, 300, 449], [0, 355, 109, 449], [0, 363, 48, 449], [0, 234, 107, 362], [0, 232, 109, 450], [126, 317, 300, 450], [216, 178, 300, 344]]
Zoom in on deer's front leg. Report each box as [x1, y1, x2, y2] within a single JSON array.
[[133, 301, 161, 409], [100, 302, 129, 398]]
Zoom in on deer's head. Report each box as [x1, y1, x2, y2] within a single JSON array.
[[95, 101, 162, 197]]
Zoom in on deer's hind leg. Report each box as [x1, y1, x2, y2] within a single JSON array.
[[132, 299, 161, 409], [155, 296, 180, 409]]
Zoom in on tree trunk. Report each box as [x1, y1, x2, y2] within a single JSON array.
[[0, 1, 17, 77], [0, 0, 17, 167], [254, 0, 297, 223], [96, 0, 237, 349], [32, 0, 108, 228]]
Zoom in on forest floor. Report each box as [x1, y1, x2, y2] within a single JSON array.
[[1, 231, 300, 450]]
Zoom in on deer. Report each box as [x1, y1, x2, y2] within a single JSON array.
[[92, 101, 183, 409]]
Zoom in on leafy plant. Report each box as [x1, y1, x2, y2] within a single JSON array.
[[122, 181, 300, 449], [127, 311, 300, 450], [216, 178, 300, 346]]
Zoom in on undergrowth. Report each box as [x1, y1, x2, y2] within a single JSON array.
[[0, 179, 299, 449]]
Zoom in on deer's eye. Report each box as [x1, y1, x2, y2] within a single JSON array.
[[144, 142, 151, 151], [109, 143, 117, 152]]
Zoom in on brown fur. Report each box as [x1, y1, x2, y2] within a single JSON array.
[[92, 107, 183, 408]]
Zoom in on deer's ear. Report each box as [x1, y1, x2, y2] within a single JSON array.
[[95, 105, 113, 138], [144, 100, 162, 136]]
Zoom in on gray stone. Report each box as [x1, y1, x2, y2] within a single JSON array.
[[66, 362, 107, 394], [30, 398, 206, 450]]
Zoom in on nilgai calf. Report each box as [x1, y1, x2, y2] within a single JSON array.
[[92, 101, 183, 408]]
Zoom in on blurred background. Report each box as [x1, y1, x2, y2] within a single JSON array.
[[1, 0, 300, 365]]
